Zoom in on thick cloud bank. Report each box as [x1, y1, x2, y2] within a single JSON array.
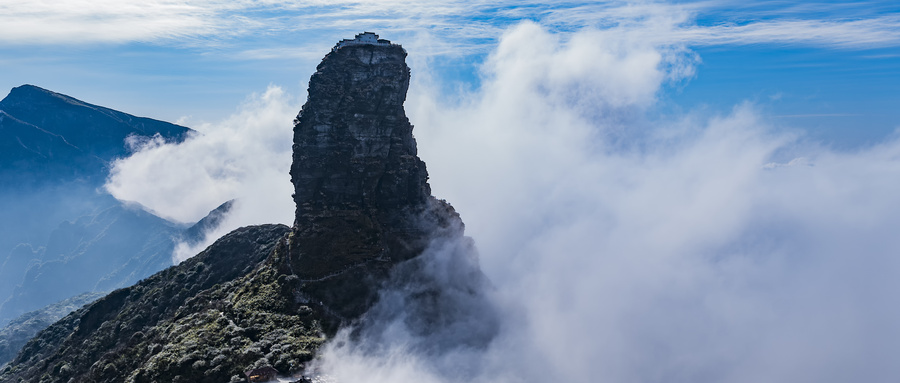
[[105, 86, 297, 262], [104, 20, 900, 382], [313, 22, 900, 383]]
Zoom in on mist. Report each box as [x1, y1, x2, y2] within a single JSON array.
[[316, 22, 900, 382], [0, 184, 116, 324], [102, 21, 900, 382], [105, 86, 298, 262]]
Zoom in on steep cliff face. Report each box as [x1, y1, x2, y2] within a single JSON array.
[[289, 38, 461, 321], [290, 42, 428, 213]]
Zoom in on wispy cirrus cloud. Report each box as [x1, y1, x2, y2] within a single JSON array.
[[309, 22, 900, 383], [0, 0, 224, 45], [675, 15, 900, 49], [2, 0, 899, 52]]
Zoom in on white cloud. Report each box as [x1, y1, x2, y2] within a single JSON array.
[[97, 12, 900, 381], [0, 0, 223, 44], [1, 0, 898, 51], [763, 156, 812, 169], [676, 15, 900, 49], [105, 85, 298, 262], [308, 22, 900, 383]]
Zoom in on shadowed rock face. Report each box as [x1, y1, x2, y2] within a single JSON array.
[[290, 43, 429, 213], [289, 41, 461, 322]]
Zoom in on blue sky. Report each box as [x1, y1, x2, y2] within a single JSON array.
[[1, 0, 898, 148]]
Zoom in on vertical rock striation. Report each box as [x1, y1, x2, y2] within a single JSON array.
[[290, 35, 428, 216], [289, 34, 461, 322]]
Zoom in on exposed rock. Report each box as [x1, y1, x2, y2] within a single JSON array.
[[290, 37, 428, 220], [289, 35, 461, 322]]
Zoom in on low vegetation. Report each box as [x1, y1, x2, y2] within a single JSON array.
[[0, 224, 324, 383]]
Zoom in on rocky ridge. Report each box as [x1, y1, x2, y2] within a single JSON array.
[[0, 225, 303, 383], [0, 292, 106, 368]]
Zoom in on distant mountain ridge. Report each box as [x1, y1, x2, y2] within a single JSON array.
[[0, 85, 221, 333], [0, 84, 192, 185], [0, 109, 85, 177], [0, 85, 191, 152]]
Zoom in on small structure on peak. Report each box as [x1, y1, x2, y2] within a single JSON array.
[[332, 32, 394, 51]]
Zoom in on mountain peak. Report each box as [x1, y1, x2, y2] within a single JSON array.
[[7, 84, 73, 102], [0, 85, 193, 185], [288, 34, 460, 320], [2, 85, 117, 117], [290, 36, 426, 217]]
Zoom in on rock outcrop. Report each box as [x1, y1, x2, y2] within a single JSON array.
[[289, 35, 462, 322]]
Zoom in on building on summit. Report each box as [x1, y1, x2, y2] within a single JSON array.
[[332, 32, 394, 51]]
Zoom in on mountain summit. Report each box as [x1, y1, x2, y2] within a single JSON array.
[[290, 33, 427, 214], [0, 85, 191, 184], [1, 33, 493, 383], [0, 85, 190, 154], [289, 33, 464, 321]]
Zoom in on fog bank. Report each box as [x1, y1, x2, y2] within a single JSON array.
[[318, 22, 900, 383], [104, 21, 900, 382]]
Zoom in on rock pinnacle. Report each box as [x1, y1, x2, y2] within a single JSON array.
[[288, 33, 460, 321]]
